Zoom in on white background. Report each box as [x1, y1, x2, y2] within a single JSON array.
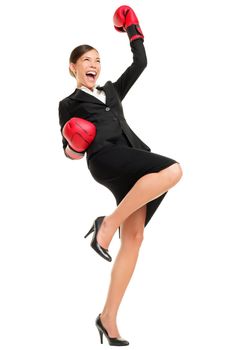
[[0, 0, 232, 349]]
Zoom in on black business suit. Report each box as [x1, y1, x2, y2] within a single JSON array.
[[58, 39, 179, 229]]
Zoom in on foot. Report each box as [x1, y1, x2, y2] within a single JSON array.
[[100, 313, 121, 338], [97, 216, 118, 250]]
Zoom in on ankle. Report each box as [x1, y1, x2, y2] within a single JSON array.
[[100, 311, 117, 322]]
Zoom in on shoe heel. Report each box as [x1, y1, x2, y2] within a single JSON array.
[[84, 224, 94, 238], [98, 328, 103, 344]]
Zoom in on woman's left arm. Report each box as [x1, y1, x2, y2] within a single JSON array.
[[113, 38, 147, 101], [112, 6, 147, 101]]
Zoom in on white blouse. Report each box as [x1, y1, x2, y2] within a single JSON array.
[[79, 85, 106, 104]]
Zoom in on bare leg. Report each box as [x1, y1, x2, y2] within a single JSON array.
[[100, 205, 147, 338], [97, 163, 182, 337], [98, 163, 183, 249]]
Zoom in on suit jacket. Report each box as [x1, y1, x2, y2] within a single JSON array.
[[58, 39, 151, 160]]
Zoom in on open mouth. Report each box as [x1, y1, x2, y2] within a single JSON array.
[[86, 71, 97, 82]]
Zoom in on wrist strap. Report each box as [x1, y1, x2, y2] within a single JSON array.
[[67, 144, 85, 155], [126, 24, 144, 42]]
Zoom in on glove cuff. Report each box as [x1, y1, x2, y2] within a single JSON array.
[[126, 24, 144, 42], [67, 144, 85, 155]]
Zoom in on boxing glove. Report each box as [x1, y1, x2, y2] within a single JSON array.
[[113, 5, 144, 42], [62, 117, 96, 156]]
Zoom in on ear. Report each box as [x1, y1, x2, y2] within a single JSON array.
[[69, 62, 76, 76]]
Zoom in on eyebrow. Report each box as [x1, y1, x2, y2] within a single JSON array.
[[83, 56, 100, 60]]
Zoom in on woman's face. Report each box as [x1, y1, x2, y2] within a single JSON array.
[[70, 49, 101, 90]]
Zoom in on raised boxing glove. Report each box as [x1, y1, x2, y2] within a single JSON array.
[[113, 5, 144, 42], [62, 117, 96, 154]]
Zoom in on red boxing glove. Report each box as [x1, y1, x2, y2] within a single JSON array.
[[113, 5, 144, 42], [62, 117, 96, 153]]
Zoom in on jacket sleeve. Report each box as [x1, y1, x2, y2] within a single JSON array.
[[59, 100, 84, 158], [58, 100, 86, 158], [113, 38, 147, 101], [58, 101, 70, 154]]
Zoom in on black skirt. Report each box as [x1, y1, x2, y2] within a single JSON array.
[[86, 131, 179, 233]]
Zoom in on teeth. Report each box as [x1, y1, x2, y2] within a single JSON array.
[[86, 71, 96, 76]]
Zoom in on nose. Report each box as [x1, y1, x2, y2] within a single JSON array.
[[90, 61, 97, 68]]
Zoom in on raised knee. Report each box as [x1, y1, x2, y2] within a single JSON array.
[[167, 163, 183, 185], [174, 163, 183, 182]]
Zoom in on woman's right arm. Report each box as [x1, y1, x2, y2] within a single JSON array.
[[64, 145, 85, 160], [59, 101, 96, 160], [59, 100, 75, 159]]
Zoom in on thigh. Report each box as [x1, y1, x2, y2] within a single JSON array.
[[88, 145, 178, 184], [120, 204, 147, 244]]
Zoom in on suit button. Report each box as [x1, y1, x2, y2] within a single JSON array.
[[105, 107, 110, 111]]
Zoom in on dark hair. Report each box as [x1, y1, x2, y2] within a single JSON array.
[[69, 44, 98, 78]]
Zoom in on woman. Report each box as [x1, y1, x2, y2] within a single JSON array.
[[58, 5, 183, 346]]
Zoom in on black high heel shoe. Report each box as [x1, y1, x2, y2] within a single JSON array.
[[84, 216, 112, 262], [95, 314, 129, 346]]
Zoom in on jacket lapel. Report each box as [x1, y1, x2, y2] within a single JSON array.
[[69, 82, 114, 107], [70, 87, 108, 104], [98, 84, 111, 106], [98, 82, 115, 107]]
